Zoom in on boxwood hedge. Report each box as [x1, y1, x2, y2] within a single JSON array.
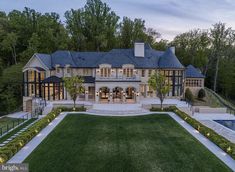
[[151, 106, 235, 159], [0, 106, 86, 164]]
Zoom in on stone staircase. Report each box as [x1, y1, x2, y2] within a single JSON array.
[[87, 109, 149, 115], [178, 106, 193, 116], [42, 102, 53, 116], [87, 103, 149, 115]]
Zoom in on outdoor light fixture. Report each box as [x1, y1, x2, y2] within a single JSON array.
[[136, 92, 139, 96], [96, 92, 99, 96], [207, 133, 210, 137], [227, 146, 232, 152], [85, 90, 88, 94]]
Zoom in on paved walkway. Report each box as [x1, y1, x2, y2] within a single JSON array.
[[8, 113, 67, 163], [7, 111, 235, 170], [200, 120, 235, 143], [4, 112, 30, 119]]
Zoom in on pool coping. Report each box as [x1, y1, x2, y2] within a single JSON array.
[[213, 120, 235, 133], [8, 112, 235, 171]]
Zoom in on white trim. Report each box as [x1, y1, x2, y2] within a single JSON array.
[[23, 54, 49, 72]]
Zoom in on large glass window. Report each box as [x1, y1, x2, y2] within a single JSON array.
[[161, 70, 183, 97], [141, 70, 145, 77]]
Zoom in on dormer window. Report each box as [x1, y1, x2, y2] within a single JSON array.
[[101, 67, 111, 77], [55, 64, 60, 73], [65, 64, 71, 74], [99, 64, 111, 78], [122, 64, 134, 78], [123, 68, 133, 77]]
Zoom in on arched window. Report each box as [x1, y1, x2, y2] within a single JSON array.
[[123, 68, 133, 77], [101, 67, 111, 77]]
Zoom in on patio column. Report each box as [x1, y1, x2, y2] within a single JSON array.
[[109, 92, 113, 103], [144, 84, 147, 97], [95, 88, 99, 102], [136, 92, 140, 103], [85, 86, 89, 101]]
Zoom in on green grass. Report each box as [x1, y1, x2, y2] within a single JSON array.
[[25, 114, 231, 172], [0, 118, 37, 143]]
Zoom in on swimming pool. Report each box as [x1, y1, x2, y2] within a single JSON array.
[[214, 120, 235, 131]]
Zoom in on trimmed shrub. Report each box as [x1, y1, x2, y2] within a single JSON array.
[[0, 107, 87, 164], [58, 106, 86, 112], [168, 106, 235, 159], [198, 88, 206, 99], [185, 88, 194, 102]]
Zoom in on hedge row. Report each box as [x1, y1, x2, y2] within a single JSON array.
[[0, 106, 86, 164], [151, 106, 235, 159]]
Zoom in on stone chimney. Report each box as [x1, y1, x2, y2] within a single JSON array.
[[134, 42, 145, 57], [169, 46, 175, 54]]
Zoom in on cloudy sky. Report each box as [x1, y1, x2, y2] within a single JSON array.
[[1, 0, 235, 40]]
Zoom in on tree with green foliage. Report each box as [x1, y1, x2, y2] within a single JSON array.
[[0, 63, 23, 115], [118, 17, 160, 48], [148, 72, 170, 109], [65, 0, 119, 51], [1, 32, 18, 64], [63, 76, 84, 109], [172, 29, 210, 72], [198, 89, 206, 100], [185, 88, 194, 103], [210, 23, 233, 92]]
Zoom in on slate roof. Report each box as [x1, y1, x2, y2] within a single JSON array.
[[158, 48, 184, 69], [83, 76, 95, 83], [185, 65, 205, 78], [42, 76, 95, 83], [34, 44, 184, 69], [42, 76, 62, 83]]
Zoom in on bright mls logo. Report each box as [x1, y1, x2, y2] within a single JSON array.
[[0, 164, 28, 172]]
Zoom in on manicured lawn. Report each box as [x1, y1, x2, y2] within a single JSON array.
[[25, 114, 231, 172]]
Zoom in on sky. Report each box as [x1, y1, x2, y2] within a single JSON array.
[[1, 0, 235, 40]]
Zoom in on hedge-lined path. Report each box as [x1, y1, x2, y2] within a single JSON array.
[[0, 119, 39, 147], [8, 113, 67, 163], [8, 111, 235, 171]]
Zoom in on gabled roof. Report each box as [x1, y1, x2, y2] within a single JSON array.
[[185, 65, 205, 78], [158, 48, 184, 69], [35, 53, 52, 69], [29, 44, 185, 69]]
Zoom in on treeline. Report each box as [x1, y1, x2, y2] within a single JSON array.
[[0, 0, 234, 114], [172, 25, 235, 101]]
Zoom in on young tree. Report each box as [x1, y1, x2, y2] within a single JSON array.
[[185, 88, 194, 103], [148, 72, 170, 110], [63, 76, 84, 109]]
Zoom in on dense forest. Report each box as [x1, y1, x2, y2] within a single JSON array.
[[0, 0, 234, 114]]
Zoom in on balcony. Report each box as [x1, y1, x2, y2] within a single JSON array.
[[96, 75, 141, 82]]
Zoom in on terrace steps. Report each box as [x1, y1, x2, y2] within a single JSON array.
[[87, 109, 149, 115]]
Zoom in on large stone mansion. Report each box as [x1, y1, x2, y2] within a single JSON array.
[[22, 42, 204, 111]]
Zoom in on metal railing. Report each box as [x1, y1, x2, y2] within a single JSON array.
[[96, 75, 141, 81], [0, 113, 36, 138], [205, 87, 235, 115]]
